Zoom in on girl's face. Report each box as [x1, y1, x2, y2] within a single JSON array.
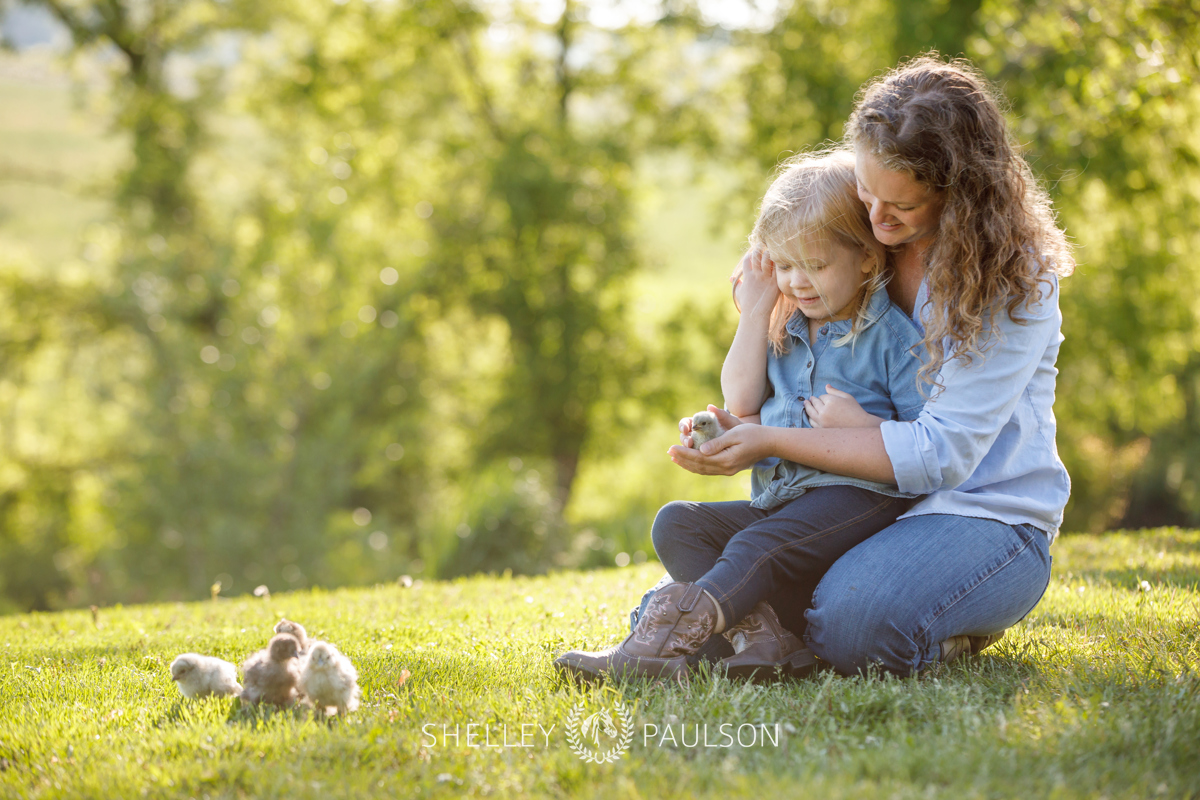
[[854, 149, 944, 248], [772, 235, 874, 323]]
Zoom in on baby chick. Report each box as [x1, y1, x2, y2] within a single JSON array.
[[299, 641, 361, 716], [240, 633, 303, 707], [170, 654, 242, 698], [273, 619, 311, 654], [690, 411, 727, 448]]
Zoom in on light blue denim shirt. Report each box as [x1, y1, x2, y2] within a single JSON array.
[[879, 275, 1070, 539], [751, 287, 927, 510]]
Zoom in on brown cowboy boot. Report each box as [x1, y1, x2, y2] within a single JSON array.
[[939, 630, 1006, 664], [720, 601, 817, 681], [554, 582, 719, 683]]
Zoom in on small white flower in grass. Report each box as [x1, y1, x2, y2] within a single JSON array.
[[1139, 580, 1152, 593]]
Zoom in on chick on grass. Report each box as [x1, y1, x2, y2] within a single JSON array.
[[300, 641, 361, 717], [241, 633, 303, 707], [273, 618, 311, 654], [690, 411, 727, 448], [170, 654, 242, 698]]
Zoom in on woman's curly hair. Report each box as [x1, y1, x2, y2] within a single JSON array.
[[847, 55, 1074, 391]]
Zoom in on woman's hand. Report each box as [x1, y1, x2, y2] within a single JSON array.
[[732, 249, 781, 316], [670, 407, 766, 475], [805, 385, 885, 429]]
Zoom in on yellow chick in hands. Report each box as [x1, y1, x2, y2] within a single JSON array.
[[689, 411, 728, 448]]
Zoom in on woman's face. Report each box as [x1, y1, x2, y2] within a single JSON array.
[[854, 149, 944, 248]]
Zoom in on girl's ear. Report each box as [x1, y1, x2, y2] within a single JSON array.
[[859, 248, 877, 275]]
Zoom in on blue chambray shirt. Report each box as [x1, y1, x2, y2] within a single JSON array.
[[751, 287, 927, 510], [879, 275, 1070, 539]]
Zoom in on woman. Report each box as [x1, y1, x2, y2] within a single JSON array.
[[556, 55, 1072, 679]]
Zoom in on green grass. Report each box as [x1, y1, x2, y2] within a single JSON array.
[[2, 529, 1199, 799]]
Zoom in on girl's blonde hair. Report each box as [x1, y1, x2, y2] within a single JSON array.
[[740, 148, 887, 355], [848, 54, 1074, 390]]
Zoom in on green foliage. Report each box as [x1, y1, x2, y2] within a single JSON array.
[[1, 531, 1199, 798], [3, 0, 1200, 611], [436, 460, 567, 578]]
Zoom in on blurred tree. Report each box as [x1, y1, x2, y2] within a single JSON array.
[[0, 0, 250, 606], [0, 0, 439, 605], [970, 0, 1200, 530], [0, 0, 737, 606], [423, 2, 729, 510], [243, 0, 729, 518]]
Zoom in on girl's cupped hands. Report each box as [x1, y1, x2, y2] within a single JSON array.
[[670, 406, 769, 476]]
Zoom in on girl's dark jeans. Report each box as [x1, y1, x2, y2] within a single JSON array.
[[630, 486, 911, 665]]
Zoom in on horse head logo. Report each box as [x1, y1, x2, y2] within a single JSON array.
[[567, 701, 633, 764], [580, 709, 618, 747]]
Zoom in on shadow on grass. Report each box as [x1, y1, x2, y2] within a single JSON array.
[[225, 698, 314, 728]]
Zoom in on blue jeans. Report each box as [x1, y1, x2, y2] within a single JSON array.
[[804, 514, 1052, 675]]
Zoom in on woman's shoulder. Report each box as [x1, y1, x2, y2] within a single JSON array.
[[864, 290, 926, 350]]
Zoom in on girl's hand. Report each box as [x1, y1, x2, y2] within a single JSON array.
[[669, 408, 764, 475], [805, 385, 886, 429], [732, 249, 781, 315], [678, 406, 743, 448], [678, 415, 694, 449]]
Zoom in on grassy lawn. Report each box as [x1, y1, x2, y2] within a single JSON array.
[[2, 528, 1198, 799]]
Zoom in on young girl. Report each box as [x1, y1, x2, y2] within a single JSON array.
[[555, 149, 928, 682]]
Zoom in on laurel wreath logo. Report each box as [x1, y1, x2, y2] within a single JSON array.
[[565, 700, 634, 763]]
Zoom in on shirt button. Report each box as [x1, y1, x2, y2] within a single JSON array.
[[806, 361, 812, 368], [819, 325, 828, 336], [797, 395, 805, 403]]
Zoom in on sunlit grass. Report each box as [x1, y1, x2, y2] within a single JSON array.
[[2, 529, 1198, 798]]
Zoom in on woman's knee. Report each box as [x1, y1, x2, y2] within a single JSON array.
[[805, 584, 922, 676]]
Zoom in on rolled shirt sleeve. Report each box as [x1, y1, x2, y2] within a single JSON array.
[[881, 278, 1061, 496]]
